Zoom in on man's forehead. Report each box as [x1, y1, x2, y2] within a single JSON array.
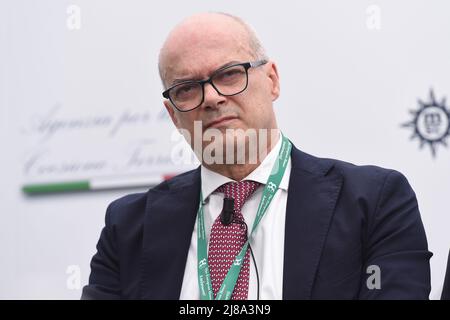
[[166, 48, 248, 76], [171, 60, 246, 84], [164, 28, 246, 61], [163, 39, 251, 84]]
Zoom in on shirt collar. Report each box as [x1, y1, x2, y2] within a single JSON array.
[[201, 131, 290, 200]]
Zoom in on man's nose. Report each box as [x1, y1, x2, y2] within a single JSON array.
[[201, 82, 226, 109]]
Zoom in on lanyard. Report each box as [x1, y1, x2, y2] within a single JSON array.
[[197, 134, 292, 300]]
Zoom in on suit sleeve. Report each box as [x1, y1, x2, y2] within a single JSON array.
[[358, 170, 432, 299], [81, 203, 121, 300]]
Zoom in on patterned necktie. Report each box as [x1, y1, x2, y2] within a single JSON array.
[[207, 180, 261, 300]]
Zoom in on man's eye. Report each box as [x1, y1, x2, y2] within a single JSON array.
[[224, 69, 240, 76], [181, 84, 195, 92], [223, 69, 243, 78], [176, 84, 194, 93], [216, 68, 244, 82], [173, 83, 199, 100]]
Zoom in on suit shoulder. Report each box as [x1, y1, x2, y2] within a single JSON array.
[[294, 148, 409, 190], [330, 158, 396, 181], [105, 168, 200, 225], [150, 168, 200, 192], [317, 155, 413, 197], [106, 192, 148, 226]]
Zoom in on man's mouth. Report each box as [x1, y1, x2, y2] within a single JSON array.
[[205, 116, 238, 129]]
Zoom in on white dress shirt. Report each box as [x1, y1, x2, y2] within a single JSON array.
[[179, 133, 292, 300]]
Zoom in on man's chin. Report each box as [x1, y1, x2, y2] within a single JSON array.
[[199, 128, 261, 166]]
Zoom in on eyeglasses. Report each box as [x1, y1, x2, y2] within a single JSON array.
[[162, 60, 268, 112]]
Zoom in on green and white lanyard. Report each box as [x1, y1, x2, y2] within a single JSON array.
[[197, 134, 292, 300]]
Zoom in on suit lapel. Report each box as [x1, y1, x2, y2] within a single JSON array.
[[140, 169, 201, 299], [283, 147, 343, 299]]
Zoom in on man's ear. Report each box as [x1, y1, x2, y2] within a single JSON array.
[[163, 100, 180, 128], [267, 61, 280, 101]]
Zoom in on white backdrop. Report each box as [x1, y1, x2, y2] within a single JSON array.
[[1, 0, 449, 299]]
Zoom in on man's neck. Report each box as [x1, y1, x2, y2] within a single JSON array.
[[205, 162, 260, 181], [202, 131, 280, 181]]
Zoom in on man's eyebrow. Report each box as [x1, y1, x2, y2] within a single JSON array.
[[170, 60, 242, 86], [215, 60, 241, 71]]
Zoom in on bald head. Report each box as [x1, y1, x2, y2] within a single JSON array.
[[158, 12, 267, 88]]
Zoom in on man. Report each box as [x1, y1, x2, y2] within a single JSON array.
[[82, 12, 432, 300]]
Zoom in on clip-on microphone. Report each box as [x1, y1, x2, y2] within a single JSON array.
[[219, 196, 260, 299], [220, 198, 235, 225]]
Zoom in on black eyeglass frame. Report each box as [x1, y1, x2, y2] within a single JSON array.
[[162, 60, 268, 112]]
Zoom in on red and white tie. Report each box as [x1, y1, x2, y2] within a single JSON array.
[[207, 180, 261, 300]]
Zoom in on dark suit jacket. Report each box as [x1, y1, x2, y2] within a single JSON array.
[[442, 250, 450, 300], [82, 145, 432, 299]]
